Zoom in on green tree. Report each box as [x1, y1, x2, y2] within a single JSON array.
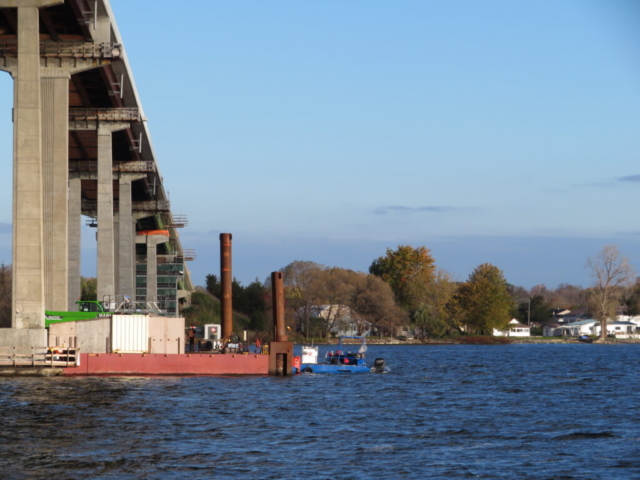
[[182, 290, 251, 333], [369, 245, 436, 310], [623, 278, 640, 316], [80, 277, 97, 301], [458, 263, 512, 335], [413, 303, 447, 339], [516, 294, 551, 325], [182, 290, 220, 326], [422, 269, 458, 335], [239, 278, 268, 331], [443, 289, 467, 334], [205, 274, 221, 298]]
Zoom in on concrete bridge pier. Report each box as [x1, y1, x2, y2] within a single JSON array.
[[116, 174, 145, 300], [0, 0, 64, 347], [96, 124, 127, 303], [69, 109, 139, 306], [68, 175, 82, 310], [41, 72, 70, 312]]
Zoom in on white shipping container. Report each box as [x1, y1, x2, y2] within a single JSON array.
[[111, 315, 149, 353]]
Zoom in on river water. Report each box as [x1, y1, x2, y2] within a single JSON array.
[[1, 343, 639, 479]]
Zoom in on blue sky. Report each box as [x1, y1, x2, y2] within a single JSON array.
[[0, 0, 639, 289]]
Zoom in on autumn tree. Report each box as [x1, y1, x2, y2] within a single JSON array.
[[277, 262, 406, 339], [369, 245, 436, 311], [458, 263, 512, 335], [350, 272, 407, 336], [586, 245, 635, 341], [281, 261, 326, 338], [547, 283, 586, 310], [443, 290, 466, 334], [315, 268, 356, 338]]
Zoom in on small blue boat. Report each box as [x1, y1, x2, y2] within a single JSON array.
[[299, 336, 386, 374]]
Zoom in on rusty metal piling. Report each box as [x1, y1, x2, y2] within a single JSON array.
[[271, 271, 286, 342], [268, 271, 293, 375], [220, 233, 233, 340]]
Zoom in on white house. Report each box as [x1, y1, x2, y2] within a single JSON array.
[[554, 307, 589, 324], [591, 321, 640, 338], [298, 305, 371, 337], [543, 323, 560, 337], [553, 319, 597, 337], [616, 315, 640, 326], [494, 319, 530, 337]]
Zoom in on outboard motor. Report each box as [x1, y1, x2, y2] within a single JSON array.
[[371, 358, 386, 373]]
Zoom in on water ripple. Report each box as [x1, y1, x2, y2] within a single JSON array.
[[1, 344, 639, 479]]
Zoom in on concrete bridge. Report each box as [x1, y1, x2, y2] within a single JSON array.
[[0, 0, 193, 347]]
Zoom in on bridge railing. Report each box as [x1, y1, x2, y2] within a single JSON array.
[[69, 107, 140, 123], [0, 40, 121, 58], [69, 160, 156, 174], [81, 199, 170, 213]]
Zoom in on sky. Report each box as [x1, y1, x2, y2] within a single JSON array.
[[0, 0, 639, 290]]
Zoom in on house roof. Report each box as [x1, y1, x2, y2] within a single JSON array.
[[595, 321, 637, 326], [562, 307, 589, 316], [509, 322, 529, 329], [566, 319, 597, 326]]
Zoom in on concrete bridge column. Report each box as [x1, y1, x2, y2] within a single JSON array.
[[68, 175, 82, 310], [1, 1, 61, 333], [69, 119, 130, 307], [117, 174, 144, 299], [96, 125, 115, 303], [41, 73, 70, 311]]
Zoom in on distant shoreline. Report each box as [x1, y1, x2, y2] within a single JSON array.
[[306, 337, 640, 345]]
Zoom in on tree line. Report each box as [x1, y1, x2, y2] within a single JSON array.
[[181, 244, 637, 342], [0, 245, 636, 342]]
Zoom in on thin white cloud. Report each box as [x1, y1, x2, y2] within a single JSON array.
[[374, 206, 464, 215]]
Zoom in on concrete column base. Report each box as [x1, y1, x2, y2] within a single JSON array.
[[268, 341, 294, 376], [0, 328, 47, 348]]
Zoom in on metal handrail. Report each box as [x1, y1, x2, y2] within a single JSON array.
[[81, 199, 170, 212], [0, 40, 122, 59], [69, 107, 140, 123], [69, 160, 156, 173]]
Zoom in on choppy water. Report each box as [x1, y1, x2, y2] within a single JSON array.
[[1, 344, 639, 480]]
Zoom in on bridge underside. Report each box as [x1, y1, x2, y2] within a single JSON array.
[[0, 0, 193, 345]]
